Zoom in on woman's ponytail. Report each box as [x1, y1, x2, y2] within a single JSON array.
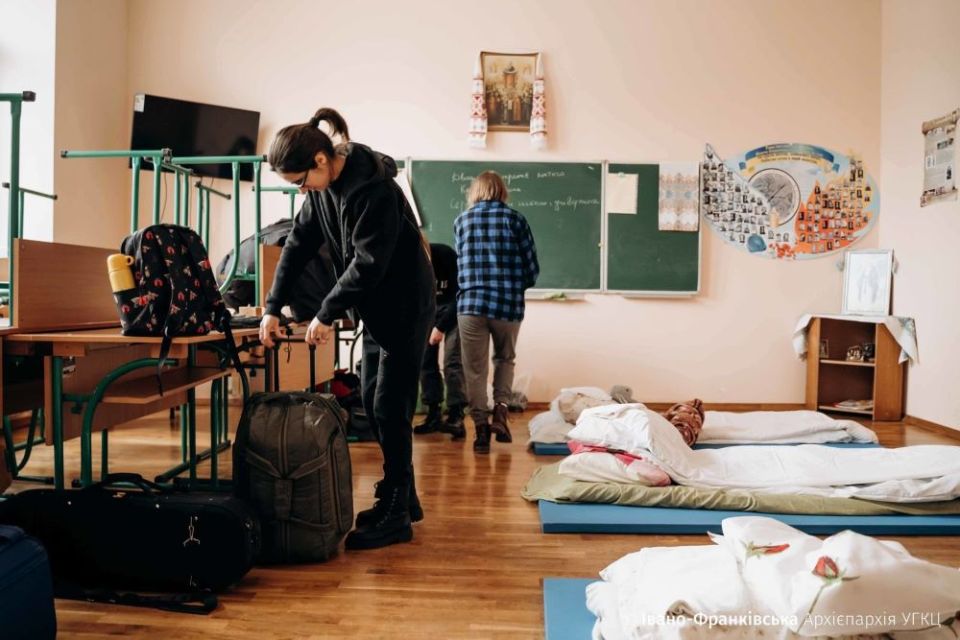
[[268, 107, 350, 173], [309, 107, 349, 142]]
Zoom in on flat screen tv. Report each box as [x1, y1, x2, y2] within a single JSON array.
[[130, 94, 260, 181]]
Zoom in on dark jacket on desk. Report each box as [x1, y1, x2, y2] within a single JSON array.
[[264, 143, 435, 351], [429, 243, 458, 334]]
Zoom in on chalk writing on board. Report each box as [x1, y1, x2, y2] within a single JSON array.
[[551, 197, 601, 212]]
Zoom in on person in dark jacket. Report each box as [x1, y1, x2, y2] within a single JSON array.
[[260, 108, 435, 551], [413, 243, 467, 440]]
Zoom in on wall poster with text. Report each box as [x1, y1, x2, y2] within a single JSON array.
[[921, 108, 958, 207]]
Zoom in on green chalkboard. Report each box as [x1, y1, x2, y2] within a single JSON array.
[[410, 161, 602, 291], [606, 163, 700, 294]]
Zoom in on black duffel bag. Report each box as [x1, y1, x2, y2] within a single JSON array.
[[234, 392, 353, 564], [0, 473, 260, 613]]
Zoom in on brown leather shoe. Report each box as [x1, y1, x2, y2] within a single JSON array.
[[490, 402, 512, 443], [473, 422, 491, 454]]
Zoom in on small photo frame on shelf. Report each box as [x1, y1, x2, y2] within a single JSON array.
[[819, 338, 830, 359], [841, 249, 894, 316], [845, 344, 864, 362]]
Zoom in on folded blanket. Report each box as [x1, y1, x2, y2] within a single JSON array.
[[701, 410, 878, 444]]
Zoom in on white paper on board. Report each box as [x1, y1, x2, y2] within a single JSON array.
[[607, 172, 638, 214]]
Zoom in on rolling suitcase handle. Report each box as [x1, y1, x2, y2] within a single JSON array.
[[271, 340, 317, 392]]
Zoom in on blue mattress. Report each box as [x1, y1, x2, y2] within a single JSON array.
[[538, 500, 960, 535], [543, 578, 596, 640], [532, 441, 881, 455]]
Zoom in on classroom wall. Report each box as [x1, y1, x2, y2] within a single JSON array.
[[122, 0, 882, 403], [0, 0, 56, 253], [879, 0, 960, 430], [53, 0, 130, 249]]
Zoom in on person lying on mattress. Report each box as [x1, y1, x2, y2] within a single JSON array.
[[555, 403, 960, 504]]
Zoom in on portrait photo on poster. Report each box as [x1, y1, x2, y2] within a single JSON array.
[[841, 249, 893, 316]]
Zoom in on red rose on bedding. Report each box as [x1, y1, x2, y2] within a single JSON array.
[[801, 555, 859, 633], [744, 541, 791, 559]]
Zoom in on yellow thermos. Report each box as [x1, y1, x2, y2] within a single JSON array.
[[107, 254, 136, 292]]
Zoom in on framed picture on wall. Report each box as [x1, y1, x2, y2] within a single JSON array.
[[481, 51, 538, 131], [841, 249, 894, 316]]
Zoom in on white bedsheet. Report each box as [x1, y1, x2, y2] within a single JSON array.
[[531, 406, 879, 446], [575, 404, 960, 503], [586, 516, 960, 640], [700, 410, 878, 444]]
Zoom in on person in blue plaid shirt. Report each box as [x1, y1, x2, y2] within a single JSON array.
[[454, 171, 539, 453]]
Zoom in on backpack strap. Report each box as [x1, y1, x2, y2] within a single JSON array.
[[154, 227, 193, 394], [219, 312, 250, 400]]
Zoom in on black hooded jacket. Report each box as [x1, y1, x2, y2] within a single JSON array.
[[265, 143, 435, 350]]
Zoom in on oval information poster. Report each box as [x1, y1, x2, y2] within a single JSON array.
[[701, 143, 879, 260]]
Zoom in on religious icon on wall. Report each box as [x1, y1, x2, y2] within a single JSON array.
[[481, 51, 538, 131]]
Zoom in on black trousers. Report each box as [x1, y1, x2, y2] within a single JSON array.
[[419, 323, 466, 409], [360, 318, 431, 486]]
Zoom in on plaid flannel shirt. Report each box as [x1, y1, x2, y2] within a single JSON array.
[[454, 200, 539, 321]]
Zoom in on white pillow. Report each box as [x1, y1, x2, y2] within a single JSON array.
[[558, 451, 670, 486], [527, 409, 572, 444], [556, 386, 615, 423], [568, 403, 688, 458]]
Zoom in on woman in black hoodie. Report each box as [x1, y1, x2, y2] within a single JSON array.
[[260, 108, 435, 551]]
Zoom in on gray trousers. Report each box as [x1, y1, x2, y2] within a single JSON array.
[[457, 314, 521, 427]]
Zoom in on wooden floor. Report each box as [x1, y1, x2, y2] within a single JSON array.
[[9, 409, 960, 639]]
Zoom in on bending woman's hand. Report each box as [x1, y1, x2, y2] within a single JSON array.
[[305, 317, 333, 346], [259, 314, 281, 349]]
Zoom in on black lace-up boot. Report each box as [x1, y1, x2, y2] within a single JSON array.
[[345, 480, 413, 551], [413, 404, 443, 435], [355, 472, 423, 528]]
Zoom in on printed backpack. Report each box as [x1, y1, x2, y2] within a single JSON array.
[[114, 224, 247, 390]]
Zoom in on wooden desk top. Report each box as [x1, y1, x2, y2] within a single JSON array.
[[0, 321, 119, 337], [5, 326, 260, 345]]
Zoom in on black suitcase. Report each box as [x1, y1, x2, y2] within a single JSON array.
[[0, 474, 260, 594], [0, 525, 57, 639]]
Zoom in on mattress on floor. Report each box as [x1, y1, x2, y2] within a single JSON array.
[[522, 462, 960, 517], [543, 578, 597, 640]]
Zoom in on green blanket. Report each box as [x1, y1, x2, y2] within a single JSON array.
[[521, 462, 960, 516]]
